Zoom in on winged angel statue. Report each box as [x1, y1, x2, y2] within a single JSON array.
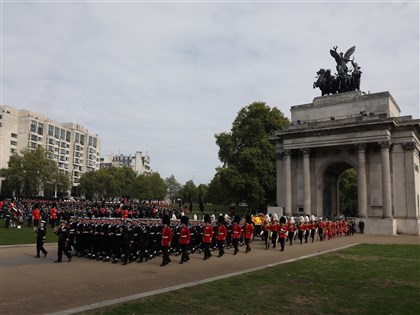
[[313, 46, 362, 96]]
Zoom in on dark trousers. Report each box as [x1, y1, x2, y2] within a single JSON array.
[[263, 231, 269, 249], [288, 232, 295, 245], [318, 228, 323, 241], [36, 240, 47, 256], [57, 242, 71, 261], [232, 239, 239, 254], [298, 231, 303, 244], [305, 230, 310, 243], [271, 232, 277, 248], [245, 238, 251, 252], [217, 240, 225, 256], [311, 229, 316, 242], [279, 237, 285, 251], [203, 243, 211, 259], [161, 246, 170, 265], [180, 244, 189, 261]]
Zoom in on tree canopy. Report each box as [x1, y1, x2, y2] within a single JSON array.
[[213, 101, 289, 207], [0, 147, 71, 197], [78, 167, 167, 201]]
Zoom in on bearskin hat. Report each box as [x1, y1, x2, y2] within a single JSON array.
[[204, 214, 211, 223], [233, 215, 241, 224], [245, 215, 252, 224], [181, 215, 189, 225], [162, 214, 170, 226], [280, 216, 287, 224], [217, 215, 225, 224]]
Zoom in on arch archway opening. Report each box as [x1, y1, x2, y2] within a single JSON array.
[[322, 161, 358, 218]]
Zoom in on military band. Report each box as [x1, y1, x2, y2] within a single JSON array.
[[38, 212, 356, 265]]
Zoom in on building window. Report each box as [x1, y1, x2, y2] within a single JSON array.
[[10, 148, 17, 154], [48, 125, 54, 136], [60, 128, 65, 140], [31, 134, 38, 141], [11, 133, 17, 138], [80, 134, 85, 145], [54, 126, 60, 138], [66, 131, 71, 142], [30, 142, 37, 148], [10, 140, 17, 146], [38, 123, 44, 135], [30, 120, 37, 132]]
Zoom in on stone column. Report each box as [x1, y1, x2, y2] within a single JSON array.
[[380, 141, 392, 218], [301, 148, 311, 214], [355, 143, 368, 218], [284, 149, 292, 216]]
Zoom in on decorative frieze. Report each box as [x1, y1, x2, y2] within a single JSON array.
[[402, 142, 416, 151], [379, 140, 391, 150], [355, 143, 366, 152], [300, 147, 310, 156]]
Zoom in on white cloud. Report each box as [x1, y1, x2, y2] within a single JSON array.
[[2, 1, 419, 184]]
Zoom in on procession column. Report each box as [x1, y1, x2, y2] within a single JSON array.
[[380, 141, 392, 218], [284, 149, 292, 216], [301, 148, 311, 214], [356, 143, 368, 218]]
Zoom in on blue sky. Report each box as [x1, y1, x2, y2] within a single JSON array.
[[2, 0, 419, 185]]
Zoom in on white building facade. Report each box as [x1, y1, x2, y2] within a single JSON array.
[[100, 151, 151, 175], [0, 105, 101, 188]]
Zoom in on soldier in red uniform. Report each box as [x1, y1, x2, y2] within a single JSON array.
[[50, 203, 58, 228], [297, 219, 305, 244], [278, 216, 288, 252], [262, 218, 271, 249], [202, 214, 213, 260], [216, 215, 227, 257], [179, 216, 191, 264], [287, 217, 296, 246], [270, 219, 278, 249], [32, 204, 41, 228], [244, 215, 254, 253], [121, 206, 129, 219], [310, 215, 317, 243], [160, 215, 172, 266], [232, 215, 242, 255]]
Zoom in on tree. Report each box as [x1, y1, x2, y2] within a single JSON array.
[[147, 172, 167, 200], [339, 168, 358, 217], [165, 175, 182, 202], [0, 147, 69, 197], [207, 173, 230, 205], [179, 180, 198, 205], [214, 101, 289, 207]]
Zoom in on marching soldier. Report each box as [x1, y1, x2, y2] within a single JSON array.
[[287, 217, 296, 246], [55, 220, 72, 263], [216, 215, 227, 257], [202, 214, 213, 260], [232, 215, 242, 255], [244, 215, 254, 253], [160, 215, 172, 266], [278, 216, 288, 252], [179, 216, 191, 264], [34, 220, 48, 258]]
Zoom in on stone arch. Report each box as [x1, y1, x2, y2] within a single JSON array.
[[316, 157, 358, 218]]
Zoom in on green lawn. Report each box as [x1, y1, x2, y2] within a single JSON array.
[[87, 244, 420, 315], [0, 219, 58, 245]]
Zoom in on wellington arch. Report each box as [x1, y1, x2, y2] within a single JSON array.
[[270, 91, 420, 235]]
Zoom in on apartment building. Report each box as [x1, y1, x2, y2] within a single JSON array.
[[0, 105, 101, 187], [100, 151, 151, 175]]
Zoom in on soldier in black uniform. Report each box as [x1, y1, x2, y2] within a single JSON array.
[[55, 220, 72, 262], [34, 220, 48, 258]]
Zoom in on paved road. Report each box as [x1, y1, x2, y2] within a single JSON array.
[[1, 234, 418, 314]]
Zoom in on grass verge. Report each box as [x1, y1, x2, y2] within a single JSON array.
[[86, 244, 420, 315]]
